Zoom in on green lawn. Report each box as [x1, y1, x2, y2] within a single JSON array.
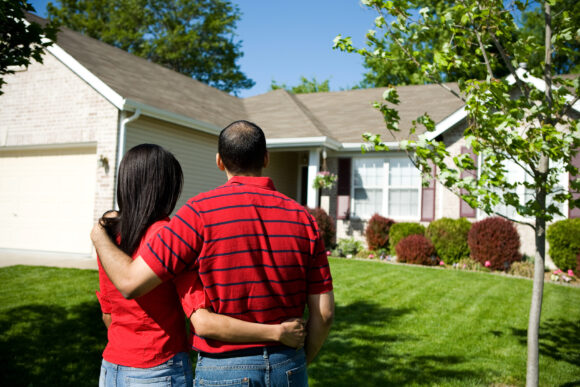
[[0, 260, 578, 386]]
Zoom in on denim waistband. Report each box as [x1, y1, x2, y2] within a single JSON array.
[[199, 345, 291, 359]]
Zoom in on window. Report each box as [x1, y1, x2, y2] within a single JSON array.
[[352, 157, 421, 219]]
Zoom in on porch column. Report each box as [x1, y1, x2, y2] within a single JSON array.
[[306, 149, 320, 208]]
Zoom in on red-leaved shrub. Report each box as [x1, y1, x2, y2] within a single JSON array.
[[395, 234, 437, 266], [468, 217, 522, 271], [308, 207, 336, 250], [365, 213, 395, 251]]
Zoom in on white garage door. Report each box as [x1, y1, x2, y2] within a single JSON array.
[[0, 147, 97, 254]]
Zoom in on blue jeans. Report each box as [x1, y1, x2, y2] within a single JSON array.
[[99, 352, 193, 387], [194, 347, 307, 387]]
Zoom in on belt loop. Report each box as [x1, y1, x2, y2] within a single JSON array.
[[263, 347, 268, 359]]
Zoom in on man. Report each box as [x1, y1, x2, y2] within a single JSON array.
[[92, 120, 334, 386]]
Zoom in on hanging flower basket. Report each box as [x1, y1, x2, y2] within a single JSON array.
[[313, 171, 337, 189]]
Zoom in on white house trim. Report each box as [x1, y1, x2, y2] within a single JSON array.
[[307, 149, 321, 208], [267, 136, 341, 150]]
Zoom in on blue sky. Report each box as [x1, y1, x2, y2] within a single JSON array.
[[28, 0, 377, 97]]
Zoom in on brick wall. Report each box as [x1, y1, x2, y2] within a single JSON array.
[[0, 53, 120, 225]]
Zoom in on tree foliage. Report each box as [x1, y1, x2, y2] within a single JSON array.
[[335, 0, 579, 384], [0, 0, 58, 95], [47, 0, 254, 94], [356, 0, 579, 87], [270, 76, 330, 94]]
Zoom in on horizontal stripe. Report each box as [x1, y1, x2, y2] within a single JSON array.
[[163, 226, 198, 255], [199, 248, 309, 261], [204, 233, 314, 244], [199, 263, 306, 275], [209, 290, 306, 303], [193, 190, 293, 204], [309, 277, 333, 285], [222, 303, 304, 317], [310, 263, 330, 270], [204, 218, 311, 228], [204, 277, 306, 289], [200, 204, 305, 214], [174, 214, 203, 240], [146, 243, 175, 277]]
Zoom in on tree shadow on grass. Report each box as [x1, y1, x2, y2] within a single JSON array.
[[308, 301, 482, 386], [0, 302, 106, 386], [510, 318, 580, 386], [510, 318, 580, 366]]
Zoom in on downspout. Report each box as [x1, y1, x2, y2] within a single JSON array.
[[114, 108, 141, 209]]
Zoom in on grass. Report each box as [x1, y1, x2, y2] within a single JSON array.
[[0, 260, 578, 386]]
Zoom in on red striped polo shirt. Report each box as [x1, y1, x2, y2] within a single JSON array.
[[140, 176, 333, 353]]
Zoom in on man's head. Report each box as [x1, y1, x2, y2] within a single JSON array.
[[217, 120, 268, 176]]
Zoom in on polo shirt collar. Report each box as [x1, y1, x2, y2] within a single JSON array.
[[227, 176, 276, 191]]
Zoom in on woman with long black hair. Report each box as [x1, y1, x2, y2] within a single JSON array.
[[97, 144, 304, 387]]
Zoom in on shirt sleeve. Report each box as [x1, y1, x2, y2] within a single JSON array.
[[174, 270, 208, 318], [307, 230, 333, 295], [139, 202, 204, 282]]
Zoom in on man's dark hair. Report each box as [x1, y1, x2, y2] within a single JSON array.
[[100, 144, 183, 255], [218, 120, 267, 174]]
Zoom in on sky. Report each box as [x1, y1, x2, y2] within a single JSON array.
[[28, 0, 378, 98]]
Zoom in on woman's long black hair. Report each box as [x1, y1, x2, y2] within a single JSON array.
[[100, 144, 183, 256]]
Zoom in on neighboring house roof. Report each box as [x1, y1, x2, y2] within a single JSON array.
[[25, 13, 470, 149]]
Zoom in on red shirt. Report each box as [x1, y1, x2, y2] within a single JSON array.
[[141, 176, 333, 353], [97, 219, 188, 367]]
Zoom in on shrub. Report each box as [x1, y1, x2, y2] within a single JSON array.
[[508, 261, 535, 278], [546, 218, 580, 271], [365, 214, 395, 251], [389, 222, 426, 256], [308, 207, 336, 250], [426, 217, 472, 264], [468, 217, 522, 271], [336, 237, 363, 257], [395, 234, 437, 265], [577, 252, 580, 276]]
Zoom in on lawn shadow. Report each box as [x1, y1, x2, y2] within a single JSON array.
[[510, 317, 580, 367], [0, 301, 106, 386], [309, 300, 481, 386]]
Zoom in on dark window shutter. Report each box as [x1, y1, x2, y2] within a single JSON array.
[[459, 146, 477, 218], [421, 161, 436, 221], [570, 149, 580, 218], [336, 158, 351, 219]]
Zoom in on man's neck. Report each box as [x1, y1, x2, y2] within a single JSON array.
[[225, 170, 262, 180]]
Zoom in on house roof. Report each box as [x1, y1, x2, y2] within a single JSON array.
[[27, 13, 468, 148]]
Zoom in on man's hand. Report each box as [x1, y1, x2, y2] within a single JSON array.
[[278, 318, 306, 349]]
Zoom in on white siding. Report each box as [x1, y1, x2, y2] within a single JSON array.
[[125, 117, 226, 208], [265, 151, 300, 200]]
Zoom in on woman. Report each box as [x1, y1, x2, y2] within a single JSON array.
[[97, 144, 304, 387]]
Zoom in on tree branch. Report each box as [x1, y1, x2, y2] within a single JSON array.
[[489, 31, 530, 98]]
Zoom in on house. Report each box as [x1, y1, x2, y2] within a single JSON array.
[[1, 14, 578, 259]]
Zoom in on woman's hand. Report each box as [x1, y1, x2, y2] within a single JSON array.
[[278, 318, 306, 348]]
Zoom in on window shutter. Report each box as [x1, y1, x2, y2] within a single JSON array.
[[459, 146, 477, 218], [569, 149, 580, 218], [421, 161, 436, 221], [336, 158, 351, 219]]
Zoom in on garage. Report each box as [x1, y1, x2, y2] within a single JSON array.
[[0, 146, 97, 255]]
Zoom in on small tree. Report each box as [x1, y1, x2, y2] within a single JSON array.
[[335, 1, 579, 385]]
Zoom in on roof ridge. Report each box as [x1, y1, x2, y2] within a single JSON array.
[[284, 91, 337, 140]]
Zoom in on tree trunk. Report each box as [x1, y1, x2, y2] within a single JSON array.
[[527, 4, 552, 386]]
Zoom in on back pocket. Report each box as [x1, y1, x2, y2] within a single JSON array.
[[286, 363, 307, 386], [196, 377, 250, 386], [126, 375, 172, 386]]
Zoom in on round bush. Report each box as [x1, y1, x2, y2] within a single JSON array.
[[426, 217, 472, 264], [389, 222, 426, 256], [308, 207, 336, 250], [365, 213, 395, 251], [396, 234, 437, 265], [468, 217, 522, 271], [546, 218, 580, 271]]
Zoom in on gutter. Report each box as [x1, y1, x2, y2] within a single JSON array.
[[113, 108, 141, 209]]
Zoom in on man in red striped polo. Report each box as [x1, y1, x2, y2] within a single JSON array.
[[92, 120, 334, 386]]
